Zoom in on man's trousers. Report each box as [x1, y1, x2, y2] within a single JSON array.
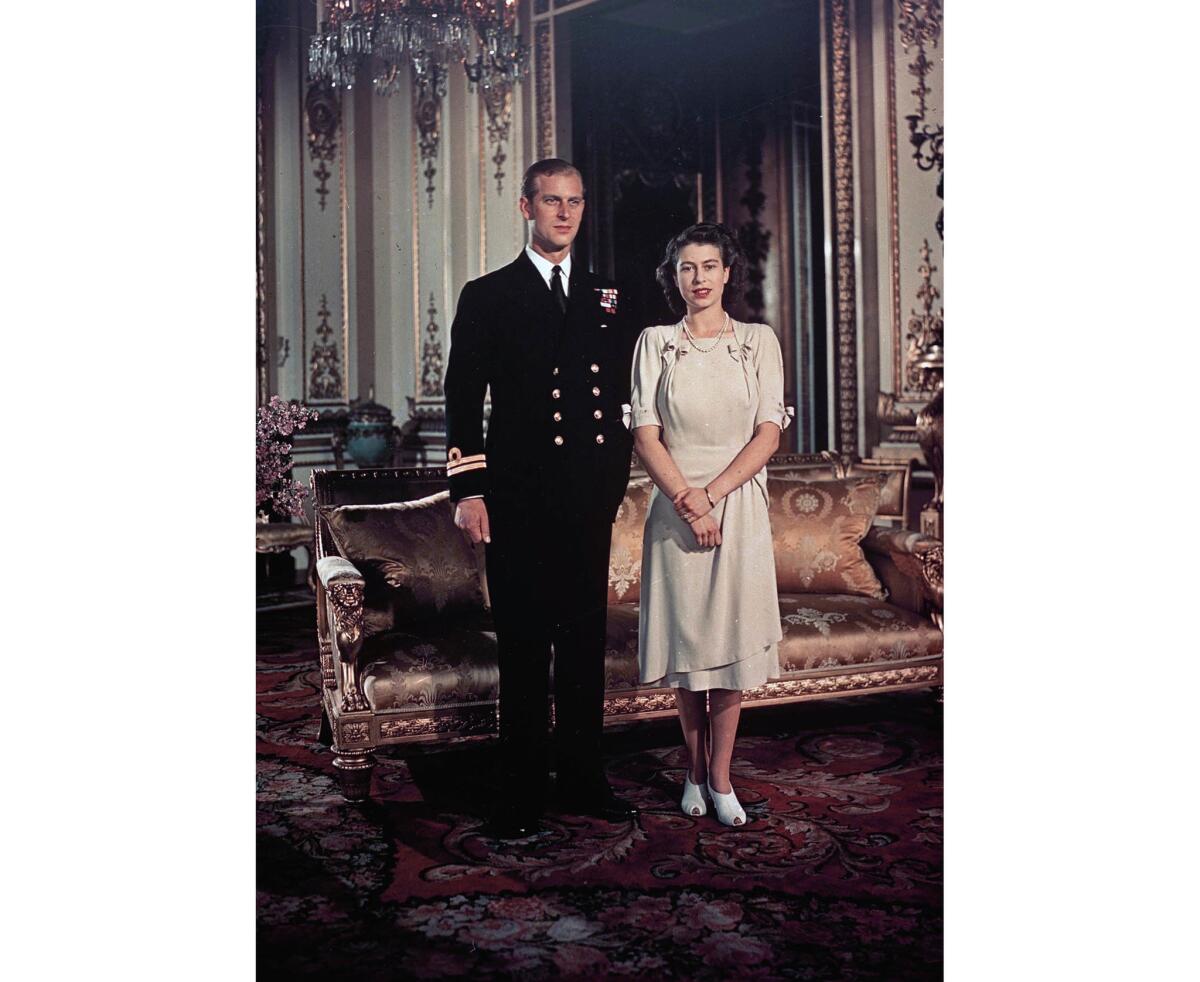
[[483, 502, 614, 809]]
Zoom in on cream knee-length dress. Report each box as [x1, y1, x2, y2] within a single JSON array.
[[630, 318, 792, 691]]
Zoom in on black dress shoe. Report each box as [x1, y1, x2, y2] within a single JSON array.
[[557, 786, 638, 822], [481, 801, 543, 840], [481, 812, 542, 840]]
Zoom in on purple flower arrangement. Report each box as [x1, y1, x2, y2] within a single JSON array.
[[256, 396, 318, 522]]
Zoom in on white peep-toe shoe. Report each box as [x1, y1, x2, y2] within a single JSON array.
[[681, 776, 709, 817], [707, 780, 747, 827]]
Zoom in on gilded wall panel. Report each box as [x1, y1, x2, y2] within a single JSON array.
[[301, 77, 349, 405], [890, 0, 943, 404]]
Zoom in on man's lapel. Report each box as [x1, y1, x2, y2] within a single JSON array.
[[511, 250, 561, 323], [496, 252, 561, 383], [556, 264, 595, 357]]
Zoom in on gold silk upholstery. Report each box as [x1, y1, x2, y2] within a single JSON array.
[[766, 475, 888, 599], [320, 491, 486, 637], [358, 620, 499, 713], [603, 604, 642, 690], [777, 594, 942, 671], [607, 478, 654, 604]]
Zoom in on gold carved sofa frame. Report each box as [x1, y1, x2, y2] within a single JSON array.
[[311, 452, 943, 799]]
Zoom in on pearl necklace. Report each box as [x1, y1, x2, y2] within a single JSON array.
[[682, 313, 730, 353]]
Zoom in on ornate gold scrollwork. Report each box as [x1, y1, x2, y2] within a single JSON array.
[[413, 59, 448, 209], [535, 22, 553, 157], [604, 692, 680, 716], [878, 391, 917, 426], [905, 240, 943, 395], [828, 0, 858, 455], [480, 84, 513, 195], [601, 666, 941, 717], [327, 580, 363, 647], [921, 543, 943, 597], [916, 387, 943, 538], [380, 712, 497, 739], [309, 293, 345, 401], [420, 292, 444, 398], [896, 0, 943, 241], [304, 79, 340, 212], [327, 579, 367, 712], [340, 721, 370, 744], [319, 644, 336, 688]]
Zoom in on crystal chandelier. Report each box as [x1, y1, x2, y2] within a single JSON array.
[[309, 1, 529, 97]]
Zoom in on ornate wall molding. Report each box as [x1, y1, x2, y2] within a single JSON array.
[[411, 104, 422, 408], [309, 293, 345, 400], [882, 0, 944, 408], [257, 55, 269, 406], [904, 239, 942, 394], [535, 21, 553, 158], [420, 292, 445, 398], [886, 0, 903, 398], [898, 0, 943, 239], [898, 1, 941, 119], [482, 84, 513, 195], [827, 0, 858, 455], [414, 63, 449, 209], [305, 80, 340, 211]]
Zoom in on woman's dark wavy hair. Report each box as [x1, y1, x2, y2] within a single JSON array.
[[655, 222, 746, 316]]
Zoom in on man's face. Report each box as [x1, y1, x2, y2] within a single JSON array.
[[520, 171, 585, 256]]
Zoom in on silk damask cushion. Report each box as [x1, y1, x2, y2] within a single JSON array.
[[320, 491, 487, 636], [767, 475, 887, 599], [607, 478, 654, 604]]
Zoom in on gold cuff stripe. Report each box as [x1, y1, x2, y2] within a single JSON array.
[[446, 453, 486, 474], [447, 460, 488, 476]]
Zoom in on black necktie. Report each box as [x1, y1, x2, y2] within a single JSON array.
[[550, 265, 568, 315]]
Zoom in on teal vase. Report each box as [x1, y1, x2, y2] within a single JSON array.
[[345, 389, 395, 468]]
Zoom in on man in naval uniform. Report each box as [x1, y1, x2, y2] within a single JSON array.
[[443, 158, 639, 838]]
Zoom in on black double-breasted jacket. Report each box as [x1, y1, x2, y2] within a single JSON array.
[[443, 251, 639, 524]]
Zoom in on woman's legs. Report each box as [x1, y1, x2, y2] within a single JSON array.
[[706, 688, 743, 794], [674, 687, 710, 784]]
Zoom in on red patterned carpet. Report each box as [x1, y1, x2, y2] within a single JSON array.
[[258, 605, 943, 980]]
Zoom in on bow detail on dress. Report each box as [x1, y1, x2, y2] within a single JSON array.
[[726, 322, 755, 404]]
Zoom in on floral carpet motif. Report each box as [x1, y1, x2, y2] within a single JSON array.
[[258, 606, 943, 979]]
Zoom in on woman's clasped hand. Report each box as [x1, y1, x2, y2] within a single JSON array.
[[672, 486, 722, 547]]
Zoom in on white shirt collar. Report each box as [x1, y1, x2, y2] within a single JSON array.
[[524, 245, 571, 295]]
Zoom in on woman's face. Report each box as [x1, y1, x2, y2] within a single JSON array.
[[675, 243, 730, 314]]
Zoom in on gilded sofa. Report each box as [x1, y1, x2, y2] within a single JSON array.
[[311, 453, 943, 799]]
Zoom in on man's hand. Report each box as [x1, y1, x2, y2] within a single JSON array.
[[673, 486, 713, 524], [454, 498, 491, 544], [689, 513, 722, 549]]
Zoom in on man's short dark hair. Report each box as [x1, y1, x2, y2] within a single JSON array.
[[655, 222, 746, 315], [520, 158, 586, 202]]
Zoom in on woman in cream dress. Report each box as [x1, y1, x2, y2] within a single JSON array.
[[630, 223, 790, 827]]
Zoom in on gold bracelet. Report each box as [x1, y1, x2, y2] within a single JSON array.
[[704, 488, 716, 507]]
